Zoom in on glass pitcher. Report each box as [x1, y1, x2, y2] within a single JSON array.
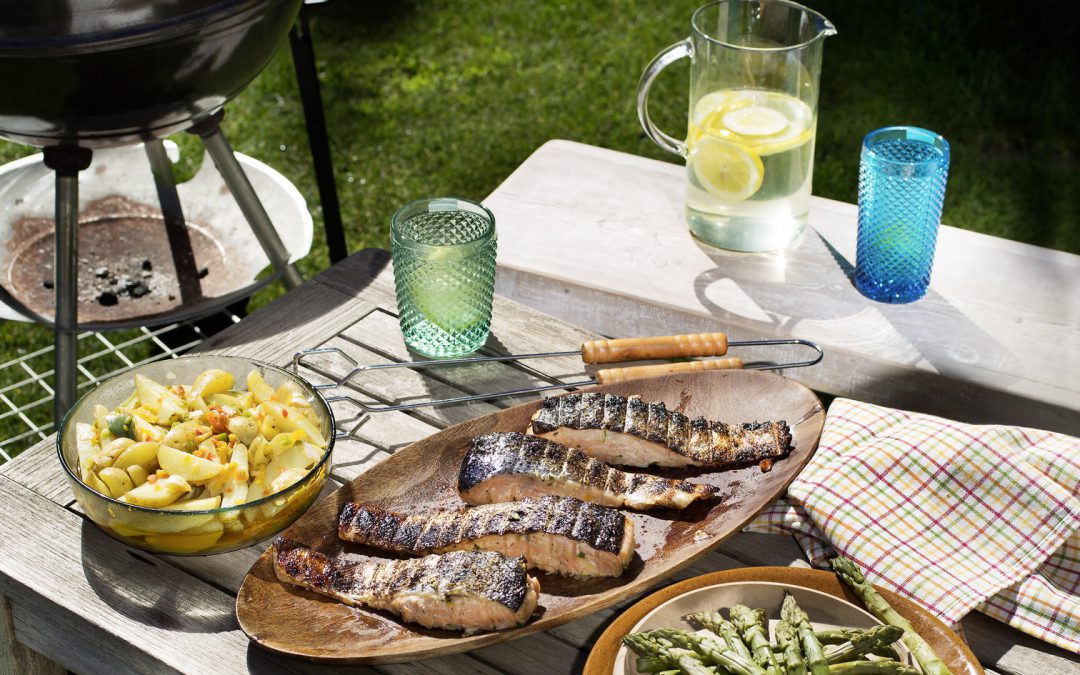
[[637, 0, 836, 252]]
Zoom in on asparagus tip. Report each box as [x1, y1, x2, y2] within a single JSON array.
[[830, 556, 866, 583]]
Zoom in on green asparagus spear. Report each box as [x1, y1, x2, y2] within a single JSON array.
[[623, 632, 717, 675], [781, 594, 830, 675], [775, 620, 806, 675], [826, 661, 922, 675], [650, 628, 767, 675], [868, 645, 903, 662], [731, 605, 782, 674], [689, 611, 756, 662], [636, 654, 672, 673], [824, 625, 905, 664], [831, 557, 953, 675], [814, 630, 866, 645]]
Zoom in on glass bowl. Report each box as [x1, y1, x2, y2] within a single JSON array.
[[57, 355, 335, 555]]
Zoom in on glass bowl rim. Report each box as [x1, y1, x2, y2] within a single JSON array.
[[55, 354, 336, 517]]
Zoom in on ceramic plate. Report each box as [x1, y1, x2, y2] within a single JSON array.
[[584, 567, 984, 675]]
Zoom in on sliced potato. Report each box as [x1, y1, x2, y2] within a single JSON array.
[[113, 441, 159, 472], [264, 445, 312, 486], [226, 416, 258, 446], [120, 474, 191, 508], [219, 444, 250, 510], [268, 467, 308, 495], [127, 464, 149, 487], [191, 369, 234, 400], [263, 400, 327, 448], [99, 467, 134, 498], [93, 437, 135, 471], [246, 370, 276, 404], [75, 422, 100, 480], [162, 420, 212, 451], [157, 445, 225, 482], [130, 414, 166, 443], [82, 468, 110, 497], [162, 495, 221, 511], [134, 373, 187, 424], [109, 509, 214, 536]]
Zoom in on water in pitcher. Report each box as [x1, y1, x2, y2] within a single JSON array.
[[685, 89, 815, 251]]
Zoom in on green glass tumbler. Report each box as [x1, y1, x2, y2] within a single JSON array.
[[391, 197, 498, 358]]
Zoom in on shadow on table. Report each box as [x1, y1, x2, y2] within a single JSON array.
[[80, 521, 236, 633], [692, 227, 1019, 386]]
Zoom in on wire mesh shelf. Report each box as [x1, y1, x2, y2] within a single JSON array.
[[0, 309, 242, 463]]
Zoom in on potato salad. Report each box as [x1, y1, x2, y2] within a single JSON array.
[[73, 368, 329, 553]]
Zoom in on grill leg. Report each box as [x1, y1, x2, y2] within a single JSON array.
[[290, 2, 347, 264], [189, 113, 304, 289], [43, 145, 93, 423], [145, 139, 203, 304]]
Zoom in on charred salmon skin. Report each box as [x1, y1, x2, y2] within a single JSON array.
[[273, 538, 540, 633], [457, 432, 719, 510], [527, 392, 791, 470], [338, 496, 635, 578]]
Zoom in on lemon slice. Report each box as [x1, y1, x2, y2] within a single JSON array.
[[721, 106, 789, 137], [691, 137, 764, 201]]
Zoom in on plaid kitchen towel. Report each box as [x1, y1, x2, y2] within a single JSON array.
[[745, 398, 1080, 654]]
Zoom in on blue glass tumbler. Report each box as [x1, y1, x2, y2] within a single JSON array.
[[854, 127, 950, 303]]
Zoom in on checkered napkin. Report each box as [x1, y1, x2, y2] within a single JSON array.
[[744, 398, 1080, 654]]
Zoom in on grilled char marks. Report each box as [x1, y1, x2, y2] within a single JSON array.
[[273, 538, 532, 613], [339, 496, 627, 557], [530, 393, 792, 466], [458, 432, 719, 509]]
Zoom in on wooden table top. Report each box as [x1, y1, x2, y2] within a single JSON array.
[[489, 140, 1080, 437], [0, 165, 1076, 673]]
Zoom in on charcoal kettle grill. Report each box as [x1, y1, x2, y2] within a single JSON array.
[[0, 0, 312, 420]]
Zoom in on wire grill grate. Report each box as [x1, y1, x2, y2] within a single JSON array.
[[0, 309, 241, 462]]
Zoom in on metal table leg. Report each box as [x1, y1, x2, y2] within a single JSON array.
[[42, 146, 93, 422], [189, 112, 304, 289]]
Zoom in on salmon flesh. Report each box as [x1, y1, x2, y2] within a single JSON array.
[[339, 496, 635, 578], [273, 538, 540, 632], [527, 392, 792, 470], [457, 432, 720, 510]]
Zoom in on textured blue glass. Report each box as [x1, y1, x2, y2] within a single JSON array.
[[854, 127, 950, 303]]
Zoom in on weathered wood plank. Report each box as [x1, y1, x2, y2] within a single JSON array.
[[0, 474, 254, 674], [0, 596, 65, 675]]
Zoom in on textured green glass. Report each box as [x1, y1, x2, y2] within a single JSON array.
[[391, 198, 497, 358]]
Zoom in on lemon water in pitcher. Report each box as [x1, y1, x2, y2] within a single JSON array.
[[638, 0, 835, 252]]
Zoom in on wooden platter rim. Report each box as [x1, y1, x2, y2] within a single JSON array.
[[235, 370, 826, 664]]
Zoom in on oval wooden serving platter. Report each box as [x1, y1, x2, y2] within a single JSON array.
[[583, 567, 983, 675], [236, 370, 825, 664]]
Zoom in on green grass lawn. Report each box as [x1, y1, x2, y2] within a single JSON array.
[[1, 0, 1076, 454]]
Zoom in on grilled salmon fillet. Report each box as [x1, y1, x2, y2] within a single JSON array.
[[338, 496, 635, 578], [527, 392, 792, 470], [273, 538, 540, 633], [458, 432, 720, 510]]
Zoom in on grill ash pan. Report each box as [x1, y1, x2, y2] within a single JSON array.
[[0, 143, 312, 328]]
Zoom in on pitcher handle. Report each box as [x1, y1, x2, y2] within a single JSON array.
[[637, 38, 693, 158]]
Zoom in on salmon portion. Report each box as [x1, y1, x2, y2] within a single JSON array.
[[273, 538, 540, 633], [457, 432, 720, 511], [338, 496, 635, 578], [528, 392, 792, 470]]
